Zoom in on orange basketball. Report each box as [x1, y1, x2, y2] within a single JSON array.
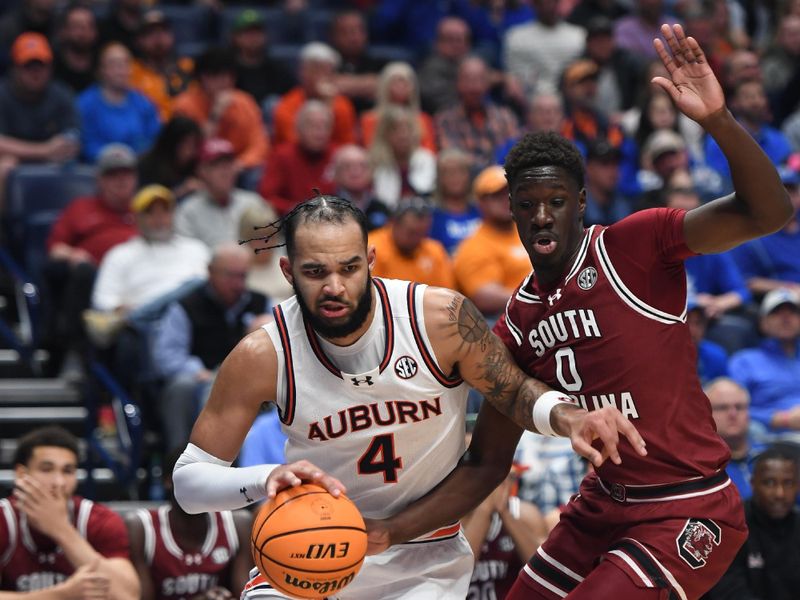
[[250, 483, 367, 599]]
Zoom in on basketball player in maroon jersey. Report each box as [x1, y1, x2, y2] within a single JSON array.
[[364, 24, 793, 599], [0, 426, 139, 600], [126, 451, 253, 600]]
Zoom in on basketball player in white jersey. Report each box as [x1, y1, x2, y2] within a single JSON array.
[[172, 196, 646, 599]]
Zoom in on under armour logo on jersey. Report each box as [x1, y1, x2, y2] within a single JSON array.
[[240, 486, 254, 503], [578, 267, 598, 290], [547, 289, 563, 306], [394, 356, 418, 379], [351, 375, 374, 386], [185, 553, 202, 566]]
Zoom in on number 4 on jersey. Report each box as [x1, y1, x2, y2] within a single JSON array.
[[357, 434, 403, 483]]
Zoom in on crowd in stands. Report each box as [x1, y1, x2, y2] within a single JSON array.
[[2, 0, 800, 597]]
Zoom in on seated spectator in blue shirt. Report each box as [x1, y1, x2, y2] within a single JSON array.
[[706, 377, 765, 500], [704, 79, 792, 193], [730, 289, 800, 435], [151, 243, 270, 452], [430, 149, 481, 254], [687, 297, 729, 384], [731, 164, 800, 294], [78, 42, 161, 162]]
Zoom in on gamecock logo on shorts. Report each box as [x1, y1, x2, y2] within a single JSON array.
[[676, 518, 722, 569]]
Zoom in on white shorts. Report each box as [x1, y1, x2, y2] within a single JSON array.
[[242, 530, 473, 600]]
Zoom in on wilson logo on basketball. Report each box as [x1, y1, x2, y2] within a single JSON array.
[[283, 572, 356, 595], [290, 542, 351, 560]]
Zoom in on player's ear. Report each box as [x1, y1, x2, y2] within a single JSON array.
[[367, 245, 376, 272], [578, 187, 587, 219], [279, 256, 293, 285]]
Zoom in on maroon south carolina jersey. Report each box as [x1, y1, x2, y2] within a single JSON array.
[[0, 495, 130, 591], [135, 506, 240, 600], [469, 513, 524, 600], [494, 208, 731, 486]]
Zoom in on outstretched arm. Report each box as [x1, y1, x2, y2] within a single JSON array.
[[652, 24, 792, 253]]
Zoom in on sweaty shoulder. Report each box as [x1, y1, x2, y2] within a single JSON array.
[[604, 208, 696, 267]]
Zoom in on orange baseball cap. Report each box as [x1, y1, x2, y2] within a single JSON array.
[[473, 165, 508, 197], [11, 32, 53, 65]]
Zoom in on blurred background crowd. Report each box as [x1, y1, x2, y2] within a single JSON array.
[[0, 0, 800, 596]]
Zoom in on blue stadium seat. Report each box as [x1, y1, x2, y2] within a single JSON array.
[[4, 164, 97, 284], [306, 9, 334, 43], [269, 44, 303, 75]]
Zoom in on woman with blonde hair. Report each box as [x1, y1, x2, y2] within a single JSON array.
[[369, 104, 437, 208], [360, 61, 437, 152]]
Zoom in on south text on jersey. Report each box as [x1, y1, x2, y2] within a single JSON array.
[[528, 309, 601, 357]]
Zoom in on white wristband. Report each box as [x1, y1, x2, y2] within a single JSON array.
[[532, 391, 572, 437]]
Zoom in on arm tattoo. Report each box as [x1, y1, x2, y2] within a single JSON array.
[[451, 295, 540, 430]]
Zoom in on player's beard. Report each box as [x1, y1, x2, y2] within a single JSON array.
[[294, 276, 374, 340]]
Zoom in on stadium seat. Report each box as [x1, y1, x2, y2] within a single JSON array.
[[368, 45, 418, 68], [3, 164, 97, 284], [269, 44, 303, 75], [158, 5, 217, 50]]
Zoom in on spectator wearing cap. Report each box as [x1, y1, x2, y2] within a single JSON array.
[[704, 79, 792, 194], [503, 0, 585, 96], [729, 289, 800, 434], [453, 165, 530, 317], [369, 198, 455, 288], [330, 144, 391, 231], [258, 100, 337, 216], [91, 184, 209, 315], [151, 242, 269, 452], [435, 55, 519, 173], [583, 138, 632, 226], [559, 58, 625, 155], [53, 3, 99, 94], [271, 42, 357, 147], [566, 0, 629, 29], [582, 16, 642, 117], [430, 148, 481, 255], [42, 143, 139, 375], [173, 47, 269, 173], [175, 138, 265, 249], [130, 9, 194, 122], [230, 9, 294, 108], [637, 129, 691, 195], [78, 42, 161, 162], [0, 32, 79, 207], [370, 104, 437, 208], [731, 164, 800, 295]]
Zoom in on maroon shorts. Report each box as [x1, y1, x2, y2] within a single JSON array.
[[518, 472, 747, 599]]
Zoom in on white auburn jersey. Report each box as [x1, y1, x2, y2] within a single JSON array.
[[264, 277, 470, 521]]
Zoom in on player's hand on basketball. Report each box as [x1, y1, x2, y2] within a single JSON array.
[[560, 406, 647, 468], [190, 586, 234, 600], [652, 24, 726, 125], [266, 460, 347, 500], [362, 518, 392, 556], [58, 559, 110, 600], [13, 474, 70, 538]]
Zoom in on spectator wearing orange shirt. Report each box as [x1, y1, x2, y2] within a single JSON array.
[[369, 197, 456, 288], [271, 42, 357, 147], [453, 165, 531, 316], [172, 47, 268, 174], [130, 10, 193, 122]]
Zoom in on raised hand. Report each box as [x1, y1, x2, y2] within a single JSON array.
[[652, 23, 726, 125]]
